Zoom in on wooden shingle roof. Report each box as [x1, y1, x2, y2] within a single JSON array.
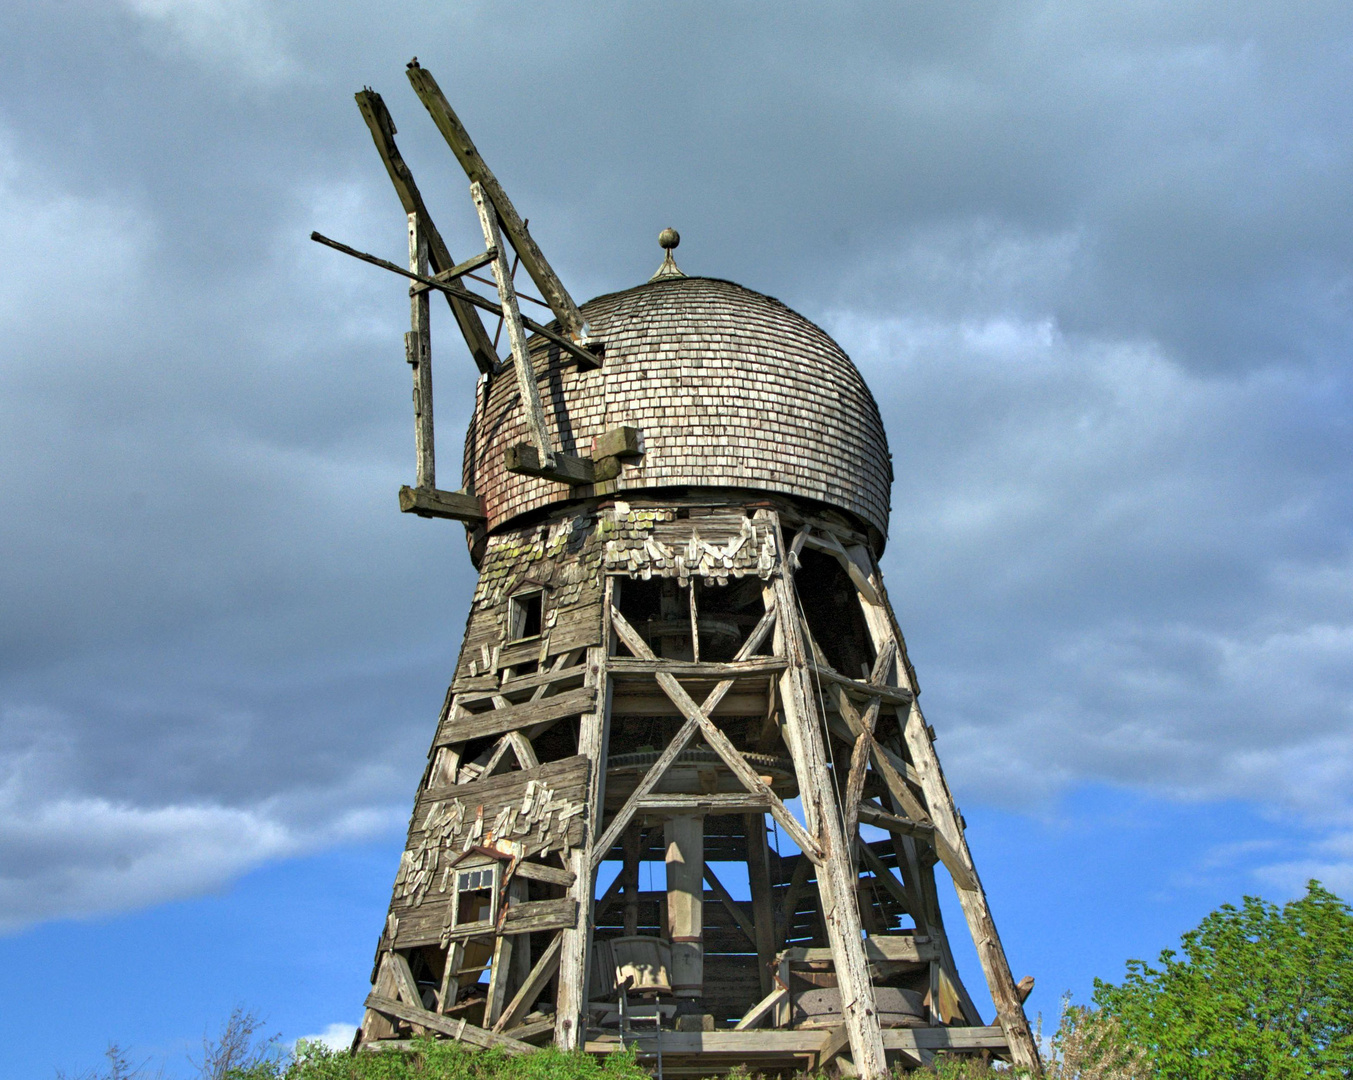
[[464, 275, 893, 539]]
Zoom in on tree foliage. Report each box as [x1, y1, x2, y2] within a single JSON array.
[[1093, 880, 1353, 1079]]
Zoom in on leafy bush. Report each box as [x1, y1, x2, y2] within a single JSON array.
[[232, 1040, 649, 1080], [1094, 879, 1353, 1079]]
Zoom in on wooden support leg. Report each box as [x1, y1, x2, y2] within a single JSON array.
[[555, 631, 612, 1049], [843, 543, 1041, 1072], [360, 952, 401, 1042], [744, 812, 778, 997], [763, 521, 888, 1080], [623, 825, 641, 937]]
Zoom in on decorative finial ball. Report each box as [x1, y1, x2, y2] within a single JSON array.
[[659, 227, 680, 251]]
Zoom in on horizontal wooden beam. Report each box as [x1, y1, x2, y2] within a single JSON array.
[[511, 861, 576, 887], [810, 664, 914, 706], [585, 1027, 1008, 1055], [608, 657, 787, 679], [780, 936, 938, 965], [636, 793, 772, 814], [457, 663, 589, 708], [398, 485, 486, 522], [444, 685, 596, 743], [505, 443, 595, 485], [592, 425, 642, 459], [858, 802, 936, 840]]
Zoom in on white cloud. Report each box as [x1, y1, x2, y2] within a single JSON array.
[[294, 1023, 358, 1053], [827, 308, 1353, 826]]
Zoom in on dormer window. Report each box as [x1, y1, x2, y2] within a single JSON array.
[[508, 590, 543, 640]]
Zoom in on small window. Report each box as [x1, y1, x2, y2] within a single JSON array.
[[509, 591, 543, 640], [451, 860, 501, 929]]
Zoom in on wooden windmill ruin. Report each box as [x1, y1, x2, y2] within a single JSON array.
[[312, 59, 1041, 1076]]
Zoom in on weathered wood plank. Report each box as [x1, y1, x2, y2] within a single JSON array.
[[505, 443, 595, 485], [494, 931, 563, 1033], [364, 994, 534, 1052], [810, 664, 913, 706], [781, 935, 938, 966], [352, 90, 499, 373], [841, 542, 1039, 1071], [472, 182, 554, 467], [858, 802, 937, 841], [768, 510, 887, 1080], [607, 657, 787, 679], [457, 664, 588, 708], [637, 793, 772, 813], [399, 485, 486, 523], [405, 63, 588, 343], [610, 605, 824, 864], [556, 634, 612, 1050], [733, 986, 788, 1030], [395, 897, 578, 949], [512, 861, 576, 887], [443, 686, 597, 744]]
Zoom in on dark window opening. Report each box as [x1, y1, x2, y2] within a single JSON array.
[[795, 548, 876, 677], [509, 591, 543, 640]]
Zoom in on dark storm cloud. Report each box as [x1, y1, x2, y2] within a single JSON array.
[[2, 1, 1352, 926]]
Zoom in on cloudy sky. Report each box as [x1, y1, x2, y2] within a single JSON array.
[[3, 1, 1352, 1074]]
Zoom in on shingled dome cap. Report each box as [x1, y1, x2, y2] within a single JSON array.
[[464, 276, 894, 545]]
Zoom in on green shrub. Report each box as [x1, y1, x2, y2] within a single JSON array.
[[230, 1040, 649, 1080], [1094, 879, 1353, 1079]]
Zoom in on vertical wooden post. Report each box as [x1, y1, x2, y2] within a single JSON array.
[[763, 516, 888, 1080], [744, 813, 778, 998], [843, 544, 1041, 1072], [555, 584, 613, 1049], [623, 826, 641, 937], [407, 212, 434, 489], [471, 182, 554, 467]]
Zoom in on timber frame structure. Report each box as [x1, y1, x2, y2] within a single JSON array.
[[318, 59, 1041, 1077]]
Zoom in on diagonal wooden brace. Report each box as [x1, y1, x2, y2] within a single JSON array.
[[588, 606, 779, 870], [609, 606, 823, 863]]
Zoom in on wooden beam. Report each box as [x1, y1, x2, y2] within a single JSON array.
[[512, 861, 575, 887], [702, 861, 759, 949], [780, 936, 938, 966], [587, 606, 779, 872], [443, 685, 596, 744], [843, 543, 1040, 1072], [493, 931, 563, 1033], [607, 657, 787, 678], [810, 664, 913, 706], [405, 63, 588, 342], [733, 985, 788, 1030], [610, 606, 824, 864], [766, 513, 887, 1080], [364, 994, 534, 1052], [857, 802, 936, 841], [398, 485, 486, 523], [353, 89, 499, 374], [309, 231, 599, 369], [555, 631, 612, 1050], [407, 213, 435, 488], [636, 793, 771, 813], [592, 425, 641, 459], [505, 443, 595, 485], [472, 182, 554, 467], [745, 812, 779, 997]]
